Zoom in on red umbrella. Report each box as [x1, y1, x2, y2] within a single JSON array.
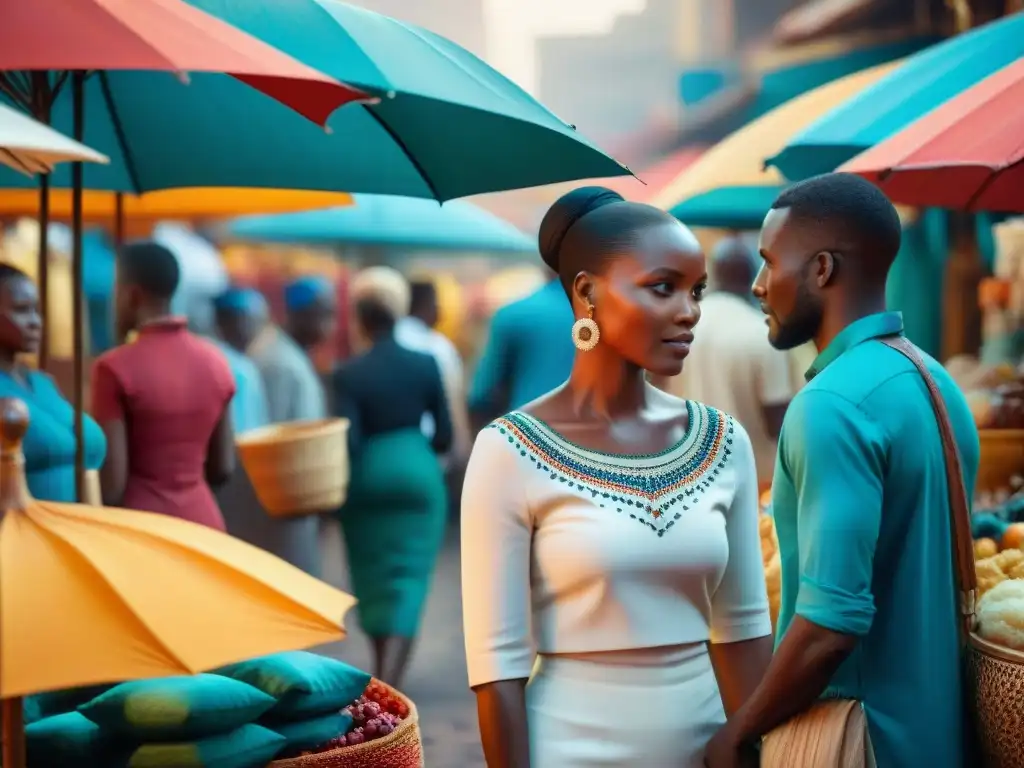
[[0, 0, 367, 126], [840, 57, 1024, 213]]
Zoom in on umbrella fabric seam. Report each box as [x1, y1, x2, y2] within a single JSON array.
[[307, 0, 391, 93], [49, 504, 346, 629], [0, 147, 35, 176], [364, 108, 441, 200], [98, 72, 144, 195], [17, 512, 193, 682]]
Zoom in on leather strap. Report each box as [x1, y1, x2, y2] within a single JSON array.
[[880, 337, 977, 635]]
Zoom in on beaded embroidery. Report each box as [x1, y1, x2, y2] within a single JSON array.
[[490, 401, 734, 537]]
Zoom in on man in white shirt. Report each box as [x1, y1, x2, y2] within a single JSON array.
[[394, 279, 471, 466], [666, 236, 794, 486]]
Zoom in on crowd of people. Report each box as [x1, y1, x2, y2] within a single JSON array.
[[0, 170, 980, 768]]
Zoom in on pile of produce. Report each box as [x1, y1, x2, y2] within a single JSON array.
[[758, 490, 781, 631], [22, 652, 416, 768], [947, 356, 1023, 430], [290, 681, 409, 756]]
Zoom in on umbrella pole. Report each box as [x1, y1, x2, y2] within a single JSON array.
[[114, 193, 125, 247], [37, 177, 51, 372], [71, 71, 86, 502], [1, 698, 26, 768]]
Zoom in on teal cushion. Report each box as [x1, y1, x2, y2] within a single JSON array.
[[78, 674, 276, 741], [23, 696, 43, 725], [270, 711, 353, 757], [27, 684, 114, 722], [214, 652, 370, 721], [127, 724, 286, 768], [26, 711, 116, 768]]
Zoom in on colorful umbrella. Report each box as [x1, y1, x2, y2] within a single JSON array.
[[0, 189, 354, 224], [840, 57, 1024, 212], [0, 0, 364, 127], [0, 104, 107, 175], [225, 195, 535, 253], [768, 13, 1024, 181], [0, 398, 356, 767], [650, 61, 899, 209], [180, 0, 628, 200]]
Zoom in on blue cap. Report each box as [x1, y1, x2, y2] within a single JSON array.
[[284, 275, 333, 311], [214, 287, 267, 315]]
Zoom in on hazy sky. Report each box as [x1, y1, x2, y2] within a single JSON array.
[[483, 0, 646, 94]]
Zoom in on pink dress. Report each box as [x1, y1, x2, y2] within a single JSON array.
[[91, 318, 236, 530]]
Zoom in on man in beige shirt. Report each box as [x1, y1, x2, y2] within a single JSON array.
[[666, 236, 794, 485]]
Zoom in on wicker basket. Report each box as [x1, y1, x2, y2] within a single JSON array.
[[977, 429, 1024, 493], [968, 633, 1024, 767], [236, 418, 350, 518], [269, 681, 423, 768]]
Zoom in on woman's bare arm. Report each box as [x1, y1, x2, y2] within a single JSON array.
[[475, 680, 531, 768]]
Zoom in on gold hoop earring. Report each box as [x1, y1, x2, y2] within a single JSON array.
[[571, 304, 600, 352]]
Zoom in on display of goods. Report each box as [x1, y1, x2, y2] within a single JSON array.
[[270, 680, 422, 768], [236, 418, 350, 517], [759, 513, 781, 631]]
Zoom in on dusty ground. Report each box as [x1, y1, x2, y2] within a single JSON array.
[[315, 519, 486, 767]]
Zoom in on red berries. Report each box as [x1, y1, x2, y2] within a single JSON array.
[[304, 684, 408, 754]]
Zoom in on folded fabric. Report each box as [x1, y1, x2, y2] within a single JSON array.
[[214, 651, 370, 721], [127, 723, 286, 768], [79, 674, 276, 740], [26, 711, 117, 768], [270, 711, 353, 755]]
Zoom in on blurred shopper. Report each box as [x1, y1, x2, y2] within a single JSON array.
[[468, 268, 575, 427], [666, 236, 793, 486], [395, 278, 471, 464], [214, 285, 324, 576], [92, 242, 235, 529], [0, 263, 106, 501], [334, 266, 452, 687]]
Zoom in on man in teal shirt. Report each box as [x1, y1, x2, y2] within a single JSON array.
[[468, 274, 575, 420], [705, 174, 979, 768]]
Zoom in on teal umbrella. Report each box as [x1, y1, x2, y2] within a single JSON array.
[[767, 14, 1024, 181], [670, 186, 782, 231], [180, 0, 628, 200], [225, 195, 535, 252]]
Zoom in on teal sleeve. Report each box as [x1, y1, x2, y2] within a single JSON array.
[[468, 310, 512, 413], [782, 391, 887, 636]]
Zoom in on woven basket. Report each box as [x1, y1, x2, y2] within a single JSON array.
[[269, 681, 423, 768], [236, 418, 350, 518], [968, 633, 1024, 767], [977, 429, 1024, 493]]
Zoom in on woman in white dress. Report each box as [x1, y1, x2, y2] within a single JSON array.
[[461, 187, 773, 768]]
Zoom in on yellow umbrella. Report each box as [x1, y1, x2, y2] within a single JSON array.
[[0, 398, 355, 765], [0, 188, 353, 224], [650, 60, 902, 210]]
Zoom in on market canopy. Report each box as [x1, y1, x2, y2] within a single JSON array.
[[224, 195, 535, 253], [0, 188, 354, 224], [652, 60, 899, 210], [768, 12, 1024, 181]]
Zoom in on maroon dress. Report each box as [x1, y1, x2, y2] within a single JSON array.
[[91, 318, 236, 530]]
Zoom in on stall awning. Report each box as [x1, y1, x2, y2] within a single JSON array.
[[675, 31, 934, 145]]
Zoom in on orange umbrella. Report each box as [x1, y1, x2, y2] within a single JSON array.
[[841, 57, 1024, 212], [0, 189, 354, 225], [0, 399, 356, 767]]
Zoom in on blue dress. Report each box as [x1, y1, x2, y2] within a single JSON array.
[[0, 370, 107, 502]]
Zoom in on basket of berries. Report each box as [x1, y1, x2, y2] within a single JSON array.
[[270, 679, 422, 768]]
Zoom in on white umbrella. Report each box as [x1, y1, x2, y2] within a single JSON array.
[[0, 103, 108, 176]]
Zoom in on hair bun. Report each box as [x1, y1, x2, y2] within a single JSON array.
[[538, 186, 624, 271]]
